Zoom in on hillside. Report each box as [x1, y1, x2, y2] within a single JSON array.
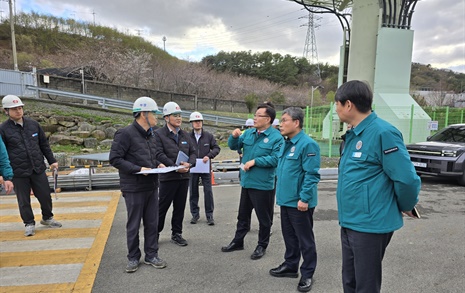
[[1, 12, 464, 107]]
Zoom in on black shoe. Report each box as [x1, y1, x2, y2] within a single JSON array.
[[207, 218, 215, 226], [190, 216, 199, 224], [221, 242, 244, 252], [250, 245, 266, 260], [171, 233, 188, 246], [297, 277, 313, 292], [269, 264, 299, 278]]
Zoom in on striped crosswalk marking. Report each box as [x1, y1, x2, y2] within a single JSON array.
[[0, 190, 120, 293]]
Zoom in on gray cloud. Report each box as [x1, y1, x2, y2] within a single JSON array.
[[13, 0, 465, 72]]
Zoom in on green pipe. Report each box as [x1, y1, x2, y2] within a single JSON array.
[[305, 106, 309, 134], [329, 102, 333, 158], [445, 106, 449, 127]]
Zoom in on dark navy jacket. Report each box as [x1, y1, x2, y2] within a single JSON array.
[[154, 124, 196, 182], [189, 129, 221, 160]]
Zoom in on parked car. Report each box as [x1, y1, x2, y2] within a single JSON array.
[[406, 123, 465, 186]]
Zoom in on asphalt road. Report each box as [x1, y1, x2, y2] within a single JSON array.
[[92, 176, 465, 293]]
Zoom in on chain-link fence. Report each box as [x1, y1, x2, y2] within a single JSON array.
[[304, 104, 465, 158]]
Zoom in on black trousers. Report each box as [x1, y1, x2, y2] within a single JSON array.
[[158, 179, 189, 235], [341, 227, 393, 293], [233, 188, 274, 248], [13, 172, 53, 225], [189, 173, 214, 219], [123, 189, 159, 261], [280, 206, 317, 279]]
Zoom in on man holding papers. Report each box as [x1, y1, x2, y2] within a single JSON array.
[[110, 97, 167, 273], [154, 102, 196, 247], [188, 112, 221, 226]]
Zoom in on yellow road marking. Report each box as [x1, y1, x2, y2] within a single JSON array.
[[0, 283, 75, 293], [0, 190, 121, 292], [0, 201, 110, 210], [0, 249, 89, 267]]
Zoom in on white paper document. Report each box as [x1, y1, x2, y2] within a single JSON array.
[[190, 159, 210, 174], [136, 166, 185, 174]]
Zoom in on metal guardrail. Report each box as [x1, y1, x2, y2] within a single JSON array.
[[47, 163, 338, 191], [27, 86, 246, 126]]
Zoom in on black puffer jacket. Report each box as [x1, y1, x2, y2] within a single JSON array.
[[0, 117, 56, 178], [109, 121, 160, 193], [154, 125, 196, 182]]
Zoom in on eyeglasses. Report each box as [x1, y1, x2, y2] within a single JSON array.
[[280, 118, 294, 123], [254, 114, 269, 118]]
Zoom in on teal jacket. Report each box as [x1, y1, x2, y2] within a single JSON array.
[[276, 130, 320, 208], [228, 126, 283, 190], [0, 135, 13, 181], [337, 112, 421, 234]]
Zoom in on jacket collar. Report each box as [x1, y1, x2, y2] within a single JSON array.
[[253, 125, 272, 136], [352, 111, 377, 136]]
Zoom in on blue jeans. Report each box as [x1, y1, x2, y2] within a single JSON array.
[[189, 173, 214, 219]]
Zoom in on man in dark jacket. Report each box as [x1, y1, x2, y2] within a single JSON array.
[[154, 102, 196, 247], [110, 96, 167, 273], [188, 111, 221, 226], [0, 95, 61, 237]]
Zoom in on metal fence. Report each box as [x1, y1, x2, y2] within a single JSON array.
[[0, 69, 36, 97], [26, 86, 247, 126]]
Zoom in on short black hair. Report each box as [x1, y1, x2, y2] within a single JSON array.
[[257, 101, 276, 123], [335, 80, 373, 113]]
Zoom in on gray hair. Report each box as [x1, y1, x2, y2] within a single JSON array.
[[282, 107, 304, 129]]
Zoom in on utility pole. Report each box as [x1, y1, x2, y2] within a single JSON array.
[[92, 10, 96, 26], [8, 0, 18, 71]]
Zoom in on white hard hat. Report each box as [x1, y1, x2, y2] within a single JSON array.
[[189, 111, 204, 122], [272, 118, 279, 126], [132, 97, 161, 113], [2, 95, 25, 109], [163, 102, 182, 116], [245, 119, 254, 127]]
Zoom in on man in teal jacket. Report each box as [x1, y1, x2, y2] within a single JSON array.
[[269, 107, 320, 293], [335, 80, 421, 293], [222, 102, 283, 260], [0, 136, 14, 194]]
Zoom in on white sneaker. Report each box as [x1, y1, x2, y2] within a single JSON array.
[[24, 224, 35, 236], [40, 217, 62, 228]]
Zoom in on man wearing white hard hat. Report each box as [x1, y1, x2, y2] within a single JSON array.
[[110, 96, 167, 273], [188, 112, 220, 225], [0, 95, 61, 237], [154, 102, 196, 247]]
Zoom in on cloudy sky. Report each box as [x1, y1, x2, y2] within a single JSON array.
[[3, 0, 464, 73]]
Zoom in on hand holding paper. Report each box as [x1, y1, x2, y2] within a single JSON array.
[[190, 158, 210, 173]]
